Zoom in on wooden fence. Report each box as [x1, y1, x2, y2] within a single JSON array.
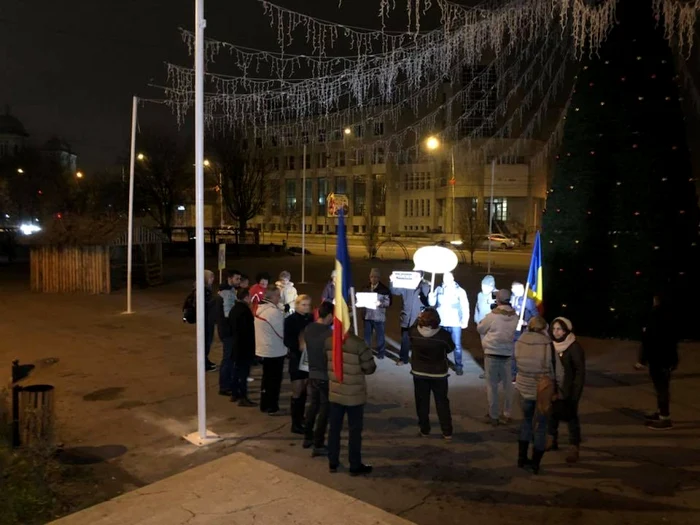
[[30, 245, 111, 294]]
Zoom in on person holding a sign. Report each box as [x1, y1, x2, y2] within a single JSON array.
[[428, 272, 470, 376], [284, 295, 314, 435], [390, 271, 430, 365], [360, 268, 391, 359]]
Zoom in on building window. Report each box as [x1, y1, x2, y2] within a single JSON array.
[[403, 173, 409, 191], [318, 153, 328, 168], [272, 157, 280, 171], [372, 174, 386, 215], [409, 200, 414, 217], [426, 199, 431, 216], [317, 177, 328, 216], [285, 179, 297, 211], [355, 149, 365, 166], [373, 147, 385, 165], [373, 122, 384, 136], [420, 173, 426, 190], [332, 129, 343, 141], [420, 199, 425, 217], [353, 176, 366, 215], [335, 176, 347, 194], [286, 155, 295, 170], [404, 199, 408, 217], [355, 124, 364, 138], [426, 173, 431, 189], [437, 199, 444, 217], [271, 181, 281, 215], [255, 137, 263, 148], [318, 129, 326, 143], [305, 178, 313, 213], [336, 151, 346, 167], [284, 135, 293, 147], [301, 131, 309, 144], [486, 198, 508, 221], [303, 154, 311, 169]]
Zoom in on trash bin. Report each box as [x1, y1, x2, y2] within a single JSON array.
[[19, 384, 55, 448]]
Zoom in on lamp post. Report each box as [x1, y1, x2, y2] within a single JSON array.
[[126, 95, 139, 316], [425, 136, 456, 239]]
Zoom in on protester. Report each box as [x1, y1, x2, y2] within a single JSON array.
[[322, 270, 336, 303], [215, 269, 242, 395], [548, 317, 586, 463], [477, 289, 519, 425], [510, 281, 539, 382], [474, 275, 496, 324], [638, 294, 678, 430], [362, 268, 391, 359], [326, 334, 377, 475], [390, 270, 430, 365], [276, 270, 299, 316], [409, 308, 456, 440], [303, 301, 334, 457], [229, 288, 257, 407], [239, 274, 250, 290], [514, 316, 553, 474], [249, 272, 271, 314], [203, 270, 219, 372], [428, 271, 470, 375], [284, 295, 314, 434], [254, 286, 286, 415]]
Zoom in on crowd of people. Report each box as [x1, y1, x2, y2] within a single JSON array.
[[182, 266, 678, 476]]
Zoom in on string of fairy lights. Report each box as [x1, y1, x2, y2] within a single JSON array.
[[157, 0, 700, 173]]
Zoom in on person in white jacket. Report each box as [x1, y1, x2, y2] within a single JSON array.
[[477, 289, 519, 425], [428, 272, 470, 376], [276, 270, 299, 316], [255, 286, 287, 415]]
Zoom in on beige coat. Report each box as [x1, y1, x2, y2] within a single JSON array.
[[325, 334, 377, 406]]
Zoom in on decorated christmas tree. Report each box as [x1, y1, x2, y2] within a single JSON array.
[[543, 1, 700, 339]]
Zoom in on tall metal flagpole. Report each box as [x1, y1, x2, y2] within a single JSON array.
[[300, 144, 307, 283], [125, 96, 138, 315], [450, 146, 456, 240], [487, 158, 496, 274], [185, 0, 220, 447]]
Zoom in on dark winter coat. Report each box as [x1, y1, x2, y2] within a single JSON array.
[[390, 280, 430, 328], [228, 301, 256, 363], [409, 326, 455, 378], [284, 312, 314, 359], [639, 306, 679, 370], [215, 294, 233, 341], [553, 340, 586, 402], [325, 335, 377, 406]]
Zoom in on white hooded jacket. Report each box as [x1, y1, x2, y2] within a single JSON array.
[[275, 280, 298, 315], [428, 284, 470, 328], [254, 302, 286, 358]]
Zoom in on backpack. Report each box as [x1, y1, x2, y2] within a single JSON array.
[[182, 290, 196, 324]]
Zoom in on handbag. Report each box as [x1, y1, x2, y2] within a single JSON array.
[[298, 349, 310, 372], [535, 344, 556, 416], [550, 344, 576, 421]]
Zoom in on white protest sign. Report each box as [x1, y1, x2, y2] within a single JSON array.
[[412, 245, 459, 274], [390, 271, 423, 290], [356, 292, 378, 310]]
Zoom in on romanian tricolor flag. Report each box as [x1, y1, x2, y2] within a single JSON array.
[[333, 210, 353, 383], [526, 230, 544, 313]]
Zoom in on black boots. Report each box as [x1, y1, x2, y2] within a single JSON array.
[[517, 441, 530, 468], [518, 441, 544, 474], [531, 449, 545, 475], [290, 396, 306, 435]]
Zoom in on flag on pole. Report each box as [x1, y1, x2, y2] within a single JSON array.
[[333, 210, 353, 383], [526, 231, 544, 312]]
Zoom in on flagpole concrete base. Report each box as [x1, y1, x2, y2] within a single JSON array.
[[183, 430, 221, 447]]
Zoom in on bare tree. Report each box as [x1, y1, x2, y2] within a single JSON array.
[[458, 202, 488, 266], [134, 133, 190, 239], [280, 202, 301, 242], [210, 136, 272, 233], [364, 212, 379, 258]]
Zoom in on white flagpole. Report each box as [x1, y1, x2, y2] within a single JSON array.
[[301, 144, 307, 283], [350, 286, 359, 336], [125, 96, 138, 315], [518, 281, 530, 331], [184, 0, 219, 447]]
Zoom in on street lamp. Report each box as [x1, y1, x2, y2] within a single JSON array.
[[76, 171, 84, 179], [425, 136, 456, 239], [203, 159, 210, 167], [17, 168, 24, 174], [343, 127, 352, 136], [137, 153, 145, 161]]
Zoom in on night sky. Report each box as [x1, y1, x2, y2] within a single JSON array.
[[1, 0, 418, 170]]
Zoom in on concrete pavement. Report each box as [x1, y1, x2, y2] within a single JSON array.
[[47, 452, 416, 525]]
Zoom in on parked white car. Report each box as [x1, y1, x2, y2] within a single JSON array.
[[479, 234, 516, 250]]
